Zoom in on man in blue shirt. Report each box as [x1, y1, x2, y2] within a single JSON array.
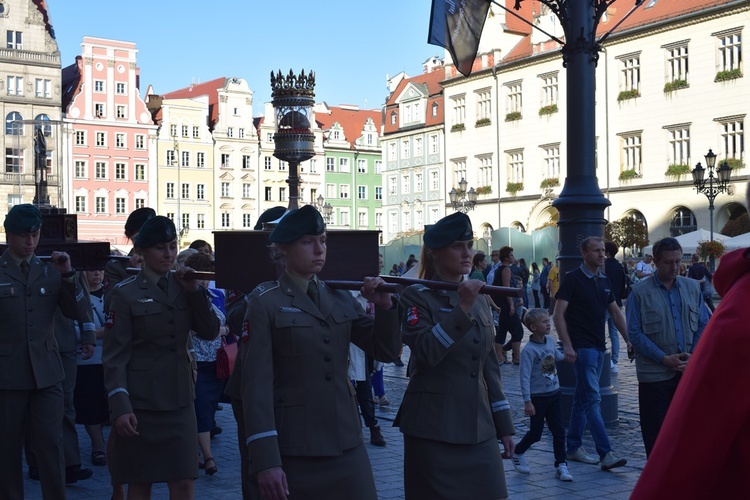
[[628, 237, 710, 457], [552, 237, 631, 471]]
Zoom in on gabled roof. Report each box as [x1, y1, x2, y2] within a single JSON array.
[[315, 105, 382, 150], [61, 57, 82, 112], [383, 69, 444, 134], [162, 77, 227, 128]]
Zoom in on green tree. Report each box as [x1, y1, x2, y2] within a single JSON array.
[[605, 218, 649, 251]]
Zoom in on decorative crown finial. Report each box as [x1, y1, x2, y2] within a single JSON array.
[[270, 69, 316, 98]]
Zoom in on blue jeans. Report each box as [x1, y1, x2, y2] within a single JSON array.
[[606, 311, 620, 364], [567, 347, 612, 458]]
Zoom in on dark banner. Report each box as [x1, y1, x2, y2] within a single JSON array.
[[428, 0, 491, 77]]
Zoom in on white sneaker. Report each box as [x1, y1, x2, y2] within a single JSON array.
[[611, 360, 619, 374], [600, 451, 627, 470], [566, 448, 599, 465], [512, 453, 531, 474], [556, 463, 573, 481]]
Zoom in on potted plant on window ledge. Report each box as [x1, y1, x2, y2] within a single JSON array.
[[540, 177, 560, 189], [506, 182, 524, 195], [665, 163, 691, 181], [618, 169, 640, 181]]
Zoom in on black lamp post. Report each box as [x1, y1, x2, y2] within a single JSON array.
[[315, 194, 333, 223], [448, 178, 478, 213], [691, 149, 732, 267]]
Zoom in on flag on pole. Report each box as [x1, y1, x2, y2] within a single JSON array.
[[427, 0, 491, 77]]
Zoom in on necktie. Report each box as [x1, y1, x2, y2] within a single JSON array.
[[20, 260, 29, 279], [307, 280, 320, 309], [158, 276, 168, 294]]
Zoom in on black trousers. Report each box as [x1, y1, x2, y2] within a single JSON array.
[[532, 290, 541, 308], [515, 391, 567, 466], [541, 288, 551, 309], [639, 373, 681, 457], [353, 375, 377, 428]]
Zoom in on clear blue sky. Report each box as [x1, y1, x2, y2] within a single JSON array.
[[49, 0, 441, 115]]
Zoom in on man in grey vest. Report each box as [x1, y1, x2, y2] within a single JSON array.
[[628, 237, 711, 457]]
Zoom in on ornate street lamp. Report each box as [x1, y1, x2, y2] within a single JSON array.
[[270, 69, 316, 211], [448, 178, 478, 213], [315, 194, 333, 223], [691, 148, 732, 255]]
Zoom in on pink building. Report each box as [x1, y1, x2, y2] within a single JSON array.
[[62, 37, 157, 246]]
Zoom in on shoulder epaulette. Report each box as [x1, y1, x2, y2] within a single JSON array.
[[115, 275, 137, 288], [252, 281, 279, 297], [415, 284, 431, 292]]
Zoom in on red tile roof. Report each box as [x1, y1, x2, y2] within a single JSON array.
[[32, 1, 56, 41], [502, 0, 740, 64], [315, 106, 382, 149], [383, 69, 444, 134], [162, 77, 227, 128]]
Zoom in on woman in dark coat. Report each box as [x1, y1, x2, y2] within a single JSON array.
[[395, 212, 516, 500], [103, 216, 219, 499], [240, 205, 401, 500]]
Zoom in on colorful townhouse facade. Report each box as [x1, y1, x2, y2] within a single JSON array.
[[1, 0, 63, 218], [313, 102, 383, 235], [381, 57, 445, 243], [432, 0, 748, 248], [61, 37, 157, 244]]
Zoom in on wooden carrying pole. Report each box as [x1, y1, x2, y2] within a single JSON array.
[[126, 269, 521, 297]]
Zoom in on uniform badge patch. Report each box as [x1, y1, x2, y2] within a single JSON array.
[[406, 306, 419, 326], [103, 276, 109, 289], [241, 319, 250, 343], [106, 311, 115, 328], [227, 289, 238, 303]]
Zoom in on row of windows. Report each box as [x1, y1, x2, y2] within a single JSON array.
[[389, 101, 440, 127], [4, 148, 52, 173], [93, 80, 128, 95], [92, 103, 130, 119], [5, 76, 53, 99], [449, 31, 743, 125], [455, 118, 744, 186], [74, 130, 146, 149], [75, 195, 146, 215], [162, 208, 376, 231], [387, 135, 440, 161], [74, 161, 147, 181], [387, 170, 441, 195], [170, 124, 202, 140], [388, 208, 440, 234], [5, 113, 53, 136], [324, 157, 383, 174], [323, 184, 382, 200]]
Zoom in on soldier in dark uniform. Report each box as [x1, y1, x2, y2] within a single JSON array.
[[102, 216, 219, 499], [395, 212, 516, 500], [0, 204, 86, 500], [240, 205, 401, 500], [224, 206, 286, 500], [103, 207, 156, 309]]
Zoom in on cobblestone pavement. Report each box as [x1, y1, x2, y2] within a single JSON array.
[[26, 326, 646, 499]]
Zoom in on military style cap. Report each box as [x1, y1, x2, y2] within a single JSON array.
[[254, 206, 287, 230], [134, 216, 177, 248], [423, 212, 473, 249], [269, 205, 325, 243], [4, 204, 42, 234], [124, 207, 156, 238]]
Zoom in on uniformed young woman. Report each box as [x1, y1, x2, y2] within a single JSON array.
[[240, 205, 401, 500], [102, 216, 219, 499], [395, 212, 516, 500]]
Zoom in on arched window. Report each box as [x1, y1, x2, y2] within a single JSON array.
[[5, 112, 23, 135], [511, 221, 526, 233], [670, 207, 696, 236], [624, 210, 648, 232], [35, 114, 52, 137]]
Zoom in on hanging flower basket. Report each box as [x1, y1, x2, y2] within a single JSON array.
[[696, 240, 726, 260]]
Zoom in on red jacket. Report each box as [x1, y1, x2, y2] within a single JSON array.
[[632, 248, 750, 498]]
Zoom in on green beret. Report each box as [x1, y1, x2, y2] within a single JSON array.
[[269, 205, 325, 243], [423, 212, 473, 249], [4, 204, 42, 234], [134, 216, 177, 248], [124, 207, 156, 238], [254, 206, 287, 230]]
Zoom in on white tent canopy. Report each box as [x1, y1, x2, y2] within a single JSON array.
[[642, 229, 730, 256], [722, 232, 750, 251]]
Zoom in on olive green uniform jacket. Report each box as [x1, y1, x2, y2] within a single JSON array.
[[240, 273, 401, 474], [395, 282, 515, 442]]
